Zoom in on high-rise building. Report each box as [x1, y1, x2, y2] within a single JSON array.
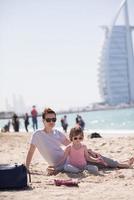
[[98, 0, 134, 105]]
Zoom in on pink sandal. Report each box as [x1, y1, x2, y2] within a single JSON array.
[[54, 179, 79, 187]]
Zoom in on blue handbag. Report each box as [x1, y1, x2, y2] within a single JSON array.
[[0, 164, 31, 190]]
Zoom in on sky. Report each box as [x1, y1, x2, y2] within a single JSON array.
[[0, 0, 134, 113]]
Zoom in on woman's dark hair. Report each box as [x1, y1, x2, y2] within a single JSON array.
[[42, 108, 56, 119], [69, 127, 84, 141]]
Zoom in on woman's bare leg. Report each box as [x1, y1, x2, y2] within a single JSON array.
[[117, 157, 134, 168]]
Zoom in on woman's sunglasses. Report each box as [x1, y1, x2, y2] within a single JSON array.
[[45, 118, 57, 123]]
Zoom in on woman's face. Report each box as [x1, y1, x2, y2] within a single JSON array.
[[43, 113, 56, 129]]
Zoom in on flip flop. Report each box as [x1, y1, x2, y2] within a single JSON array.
[[54, 179, 79, 187]]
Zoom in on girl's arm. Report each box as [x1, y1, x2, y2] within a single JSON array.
[[84, 146, 100, 162], [84, 146, 107, 166], [88, 148, 101, 158]]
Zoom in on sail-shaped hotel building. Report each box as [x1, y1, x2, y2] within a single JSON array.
[[99, 0, 134, 106]]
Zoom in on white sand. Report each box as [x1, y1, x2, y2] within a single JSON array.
[[0, 132, 134, 200]]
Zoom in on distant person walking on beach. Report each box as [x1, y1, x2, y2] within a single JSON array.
[[76, 115, 85, 131], [1, 120, 10, 132], [31, 105, 38, 131], [24, 113, 29, 132], [60, 115, 68, 132], [75, 114, 80, 124], [12, 113, 19, 132]]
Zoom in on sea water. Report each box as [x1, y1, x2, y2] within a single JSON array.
[[0, 107, 134, 135]]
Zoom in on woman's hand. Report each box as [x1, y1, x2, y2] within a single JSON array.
[[46, 166, 58, 176]]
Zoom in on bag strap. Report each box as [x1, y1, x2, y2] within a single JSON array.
[[27, 169, 31, 183]]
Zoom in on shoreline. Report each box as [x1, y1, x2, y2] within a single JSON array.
[[1, 129, 134, 137], [1, 105, 134, 120]]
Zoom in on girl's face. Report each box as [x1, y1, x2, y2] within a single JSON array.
[[72, 134, 83, 144]]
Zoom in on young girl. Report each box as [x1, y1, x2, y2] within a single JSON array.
[[55, 127, 107, 175]]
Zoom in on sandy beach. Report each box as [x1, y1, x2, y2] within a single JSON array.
[[0, 132, 134, 200]]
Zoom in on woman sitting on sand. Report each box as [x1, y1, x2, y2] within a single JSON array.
[[26, 107, 106, 174]]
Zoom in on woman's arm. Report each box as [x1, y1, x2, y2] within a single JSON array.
[[26, 144, 36, 170]]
